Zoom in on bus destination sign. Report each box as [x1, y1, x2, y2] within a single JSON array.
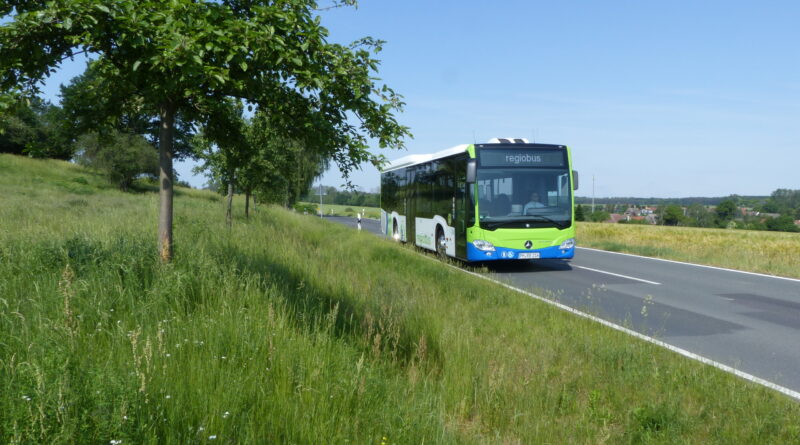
[[479, 149, 566, 168]]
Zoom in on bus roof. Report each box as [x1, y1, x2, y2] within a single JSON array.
[[381, 141, 568, 173], [381, 144, 469, 173]]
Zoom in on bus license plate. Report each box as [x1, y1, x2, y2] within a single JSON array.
[[519, 252, 540, 259]]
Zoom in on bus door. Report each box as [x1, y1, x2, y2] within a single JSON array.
[[453, 156, 468, 259], [405, 168, 416, 243]]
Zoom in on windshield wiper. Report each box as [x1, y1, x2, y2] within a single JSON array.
[[483, 220, 521, 229], [483, 216, 568, 230], [526, 215, 568, 230]]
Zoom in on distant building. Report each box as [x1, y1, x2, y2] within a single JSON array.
[[607, 213, 626, 224]]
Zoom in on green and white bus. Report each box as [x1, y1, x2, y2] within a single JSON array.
[[380, 138, 578, 262]]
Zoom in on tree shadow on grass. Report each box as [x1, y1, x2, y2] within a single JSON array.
[[212, 242, 443, 373]]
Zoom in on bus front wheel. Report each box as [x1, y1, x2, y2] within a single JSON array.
[[436, 227, 447, 258]]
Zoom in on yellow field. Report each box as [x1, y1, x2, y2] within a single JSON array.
[[577, 222, 800, 279]]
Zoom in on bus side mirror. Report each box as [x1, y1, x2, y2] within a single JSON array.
[[467, 159, 477, 183], [572, 170, 579, 190]]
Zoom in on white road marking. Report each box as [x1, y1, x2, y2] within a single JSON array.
[[578, 247, 800, 283], [574, 265, 661, 285]]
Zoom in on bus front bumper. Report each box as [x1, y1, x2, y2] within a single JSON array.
[[466, 244, 575, 262]]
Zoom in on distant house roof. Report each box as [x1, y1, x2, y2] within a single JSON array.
[[607, 213, 626, 224]]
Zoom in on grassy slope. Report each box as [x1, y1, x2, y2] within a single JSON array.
[[1, 154, 799, 444], [578, 222, 800, 279]]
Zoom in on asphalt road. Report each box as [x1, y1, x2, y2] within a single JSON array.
[[327, 215, 800, 396]]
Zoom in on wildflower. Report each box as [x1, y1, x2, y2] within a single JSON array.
[[166, 353, 171, 358], [110, 440, 123, 445], [22, 395, 31, 401], [223, 411, 230, 419], [209, 435, 217, 440], [198, 426, 205, 432], [165, 395, 171, 399]]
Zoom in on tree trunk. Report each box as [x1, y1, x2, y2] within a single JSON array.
[[226, 172, 234, 229], [245, 189, 251, 219], [158, 102, 176, 262]]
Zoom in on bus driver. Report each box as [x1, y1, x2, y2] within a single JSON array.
[[523, 192, 545, 215]]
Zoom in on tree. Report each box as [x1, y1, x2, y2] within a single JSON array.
[[686, 203, 714, 228], [59, 63, 198, 161], [715, 199, 737, 227], [574, 204, 585, 221], [760, 189, 800, 217], [2, 0, 409, 261], [193, 99, 251, 227], [589, 210, 610, 223], [0, 96, 73, 159], [661, 204, 684, 226], [74, 131, 158, 191], [243, 111, 329, 209], [765, 215, 799, 233]]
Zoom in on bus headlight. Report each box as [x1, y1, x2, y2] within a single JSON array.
[[472, 240, 496, 251], [559, 238, 575, 250]]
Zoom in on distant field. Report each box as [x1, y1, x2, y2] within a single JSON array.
[[2, 154, 800, 443], [577, 222, 800, 279]]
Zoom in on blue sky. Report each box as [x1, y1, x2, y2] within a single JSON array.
[[30, 1, 800, 197]]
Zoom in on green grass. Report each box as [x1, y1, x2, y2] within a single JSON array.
[[578, 222, 800, 279], [2, 154, 800, 443]]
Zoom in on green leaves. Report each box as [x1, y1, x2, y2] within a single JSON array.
[[1, 0, 410, 211]]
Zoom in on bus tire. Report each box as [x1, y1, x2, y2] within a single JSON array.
[[435, 226, 447, 258]]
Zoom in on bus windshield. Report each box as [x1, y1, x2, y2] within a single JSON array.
[[475, 167, 572, 230]]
